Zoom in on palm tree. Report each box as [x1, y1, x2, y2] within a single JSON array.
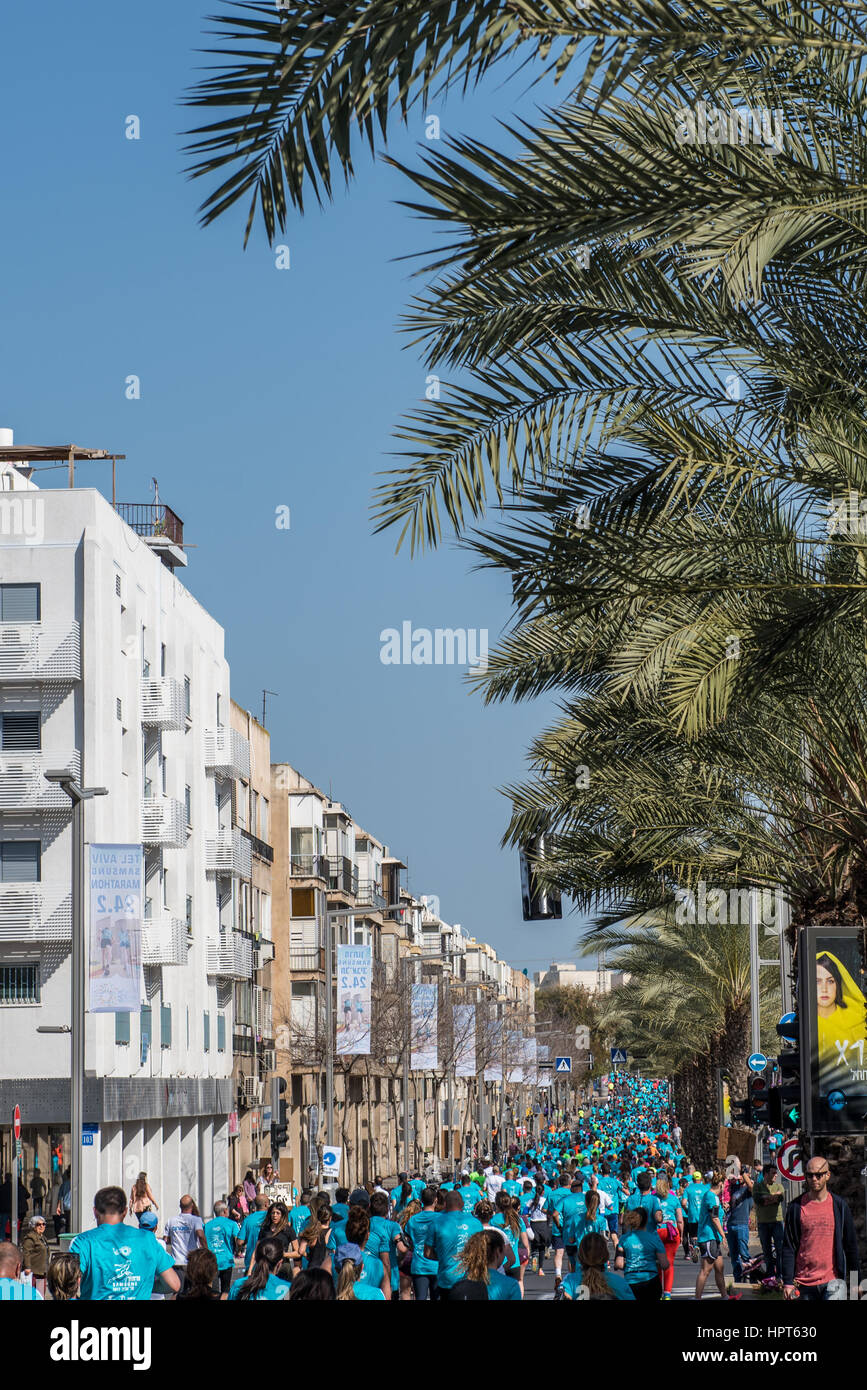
[[182, 2, 867, 243]]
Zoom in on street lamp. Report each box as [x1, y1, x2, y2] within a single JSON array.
[[44, 772, 108, 1236]]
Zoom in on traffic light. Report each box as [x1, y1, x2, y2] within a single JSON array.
[[749, 1070, 770, 1126], [731, 1097, 751, 1126], [768, 1048, 801, 1130], [519, 838, 562, 920], [271, 1075, 288, 1153]]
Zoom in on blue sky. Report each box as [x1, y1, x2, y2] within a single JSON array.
[[0, 3, 588, 974]]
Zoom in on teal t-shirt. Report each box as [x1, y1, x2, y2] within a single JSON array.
[[458, 1184, 479, 1214], [562, 1270, 636, 1301], [697, 1190, 721, 1243], [289, 1204, 311, 1235], [370, 1214, 403, 1291], [407, 1210, 439, 1276], [619, 1229, 665, 1283], [625, 1191, 661, 1228], [684, 1183, 708, 1222], [352, 1283, 386, 1300], [71, 1223, 174, 1300], [430, 1212, 483, 1289], [572, 1213, 609, 1246], [487, 1268, 521, 1300], [229, 1272, 290, 1300], [239, 1210, 268, 1271], [331, 1248, 384, 1292], [205, 1216, 240, 1271]]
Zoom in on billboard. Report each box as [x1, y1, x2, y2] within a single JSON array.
[[454, 1004, 476, 1078], [411, 983, 438, 1070], [336, 944, 372, 1055], [88, 845, 144, 1013], [803, 926, 867, 1134]]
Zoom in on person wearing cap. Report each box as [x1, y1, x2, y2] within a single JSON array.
[[334, 1242, 386, 1300], [682, 1171, 709, 1262]]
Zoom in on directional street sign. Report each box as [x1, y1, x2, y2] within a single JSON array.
[[748, 1052, 768, 1073], [610, 1048, 628, 1066], [555, 1056, 572, 1073]]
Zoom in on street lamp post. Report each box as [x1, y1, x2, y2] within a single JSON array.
[[44, 773, 107, 1237]]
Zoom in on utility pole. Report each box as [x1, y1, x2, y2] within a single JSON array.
[[44, 773, 108, 1236]]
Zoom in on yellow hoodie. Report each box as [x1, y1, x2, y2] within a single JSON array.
[[816, 950, 866, 1088]]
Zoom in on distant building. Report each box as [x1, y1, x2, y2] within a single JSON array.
[[533, 961, 627, 994]]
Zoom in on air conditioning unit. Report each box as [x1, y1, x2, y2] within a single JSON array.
[[243, 1076, 263, 1106]]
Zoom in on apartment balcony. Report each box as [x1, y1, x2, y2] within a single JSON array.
[[327, 856, 358, 896], [141, 795, 186, 848], [290, 947, 325, 974], [0, 751, 80, 811], [206, 931, 253, 980], [115, 502, 187, 570], [140, 676, 186, 730], [205, 827, 252, 878], [141, 912, 188, 967], [204, 727, 250, 780], [289, 853, 328, 879], [355, 879, 386, 912], [242, 829, 274, 864], [0, 882, 72, 943], [0, 622, 80, 682]]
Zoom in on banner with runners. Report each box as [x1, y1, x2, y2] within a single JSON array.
[[88, 844, 144, 1013], [411, 983, 438, 1069], [336, 943, 372, 1055], [454, 1004, 476, 1077]]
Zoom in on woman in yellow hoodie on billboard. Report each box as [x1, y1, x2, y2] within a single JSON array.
[[815, 950, 867, 1092]]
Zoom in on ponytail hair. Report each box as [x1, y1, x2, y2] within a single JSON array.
[[336, 1259, 361, 1301], [234, 1238, 285, 1301], [345, 1206, 370, 1247], [584, 1190, 599, 1221], [458, 1231, 491, 1285], [577, 1233, 614, 1299], [495, 1189, 521, 1235]]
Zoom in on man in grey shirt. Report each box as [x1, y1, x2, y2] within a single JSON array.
[[164, 1195, 206, 1294]]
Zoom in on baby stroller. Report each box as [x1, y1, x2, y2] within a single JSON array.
[[741, 1252, 767, 1284]]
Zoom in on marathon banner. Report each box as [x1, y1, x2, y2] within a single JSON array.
[[88, 845, 144, 1013], [484, 1017, 503, 1080], [523, 1036, 538, 1086], [411, 983, 438, 1069], [335, 943, 372, 1055], [507, 1029, 524, 1082], [454, 1003, 476, 1077]]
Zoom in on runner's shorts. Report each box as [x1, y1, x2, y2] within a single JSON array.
[[698, 1239, 721, 1261]]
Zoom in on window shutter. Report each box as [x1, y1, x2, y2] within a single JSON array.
[[203, 1011, 210, 1052], [0, 840, 41, 882], [217, 1013, 226, 1053], [0, 712, 40, 750], [0, 584, 40, 621], [115, 1012, 131, 1045]]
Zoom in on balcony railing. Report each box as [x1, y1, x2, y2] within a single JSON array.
[[327, 856, 358, 896], [205, 827, 252, 878], [140, 676, 186, 730], [289, 853, 328, 879], [0, 752, 80, 811], [141, 795, 186, 847], [355, 879, 386, 912], [116, 502, 183, 547], [204, 726, 250, 780], [0, 883, 72, 942], [0, 622, 81, 682], [206, 932, 253, 979], [290, 948, 324, 974], [141, 913, 188, 967], [242, 829, 274, 864]]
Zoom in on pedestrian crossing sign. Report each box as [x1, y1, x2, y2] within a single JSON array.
[[555, 1056, 572, 1073], [610, 1048, 628, 1065]]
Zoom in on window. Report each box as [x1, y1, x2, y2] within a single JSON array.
[[116, 698, 123, 722], [251, 790, 259, 839], [356, 836, 370, 853], [0, 840, 41, 882], [261, 798, 269, 842], [0, 584, 40, 622], [0, 712, 40, 750], [291, 887, 315, 918], [216, 693, 222, 727], [141, 626, 149, 679], [203, 1011, 210, 1052], [160, 643, 166, 678], [217, 1013, 226, 1053], [184, 676, 191, 719], [115, 1012, 130, 1045], [115, 574, 122, 598], [186, 1006, 190, 1049], [160, 1004, 172, 1048], [185, 785, 192, 827], [185, 895, 193, 935], [140, 1006, 152, 1064], [0, 964, 39, 1004]]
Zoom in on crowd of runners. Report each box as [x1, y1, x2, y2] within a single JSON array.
[[3, 1076, 790, 1301]]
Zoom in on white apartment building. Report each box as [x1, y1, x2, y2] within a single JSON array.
[[0, 440, 250, 1217]]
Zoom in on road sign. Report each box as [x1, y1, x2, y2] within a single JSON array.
[[748, 1052, 768, 1073], [776, 1138, 804, 1181], [13, 1104, 20, 1141], [322, 1145, 342, 1177], [82, 1123, 98, 1147], [777, 1013, 797, 1045], [610, 1048, 628, 1066], [555, 1056, 572, 1073]]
